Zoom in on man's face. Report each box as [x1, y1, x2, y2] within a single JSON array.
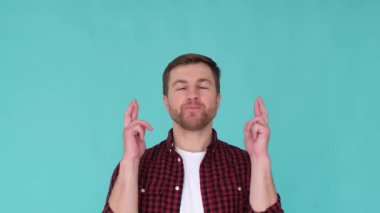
[[164, 63, 220, 131]]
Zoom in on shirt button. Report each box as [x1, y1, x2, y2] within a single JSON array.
[[141, 188, 145, 193], [175, 186, 180, 191], [237, 186, 242, 192], [177, 158, 181, 162]]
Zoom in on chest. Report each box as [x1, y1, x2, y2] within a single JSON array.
[[137, 153, 250, 213]]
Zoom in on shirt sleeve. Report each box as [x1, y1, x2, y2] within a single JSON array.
[[249, 194, 284, 213], [102, 164, 120, 213]]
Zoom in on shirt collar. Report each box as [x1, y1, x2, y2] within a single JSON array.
[[165, 128, 219, 155]]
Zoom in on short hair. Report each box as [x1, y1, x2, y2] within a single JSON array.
[[162, 53, 221, 96]]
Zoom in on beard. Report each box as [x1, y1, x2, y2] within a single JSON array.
[[168, 100, 218, 131]]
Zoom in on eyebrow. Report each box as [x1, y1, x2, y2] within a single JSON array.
[[172, 78, 212, 87], [172, 80, 187, 87], [197, 78, 212, 85]]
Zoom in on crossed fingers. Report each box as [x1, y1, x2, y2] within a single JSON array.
[[124, 99, 153, 140], [254, 96, 268, 124], [124, 99, 138, 127], [245, 97, 270, 141]]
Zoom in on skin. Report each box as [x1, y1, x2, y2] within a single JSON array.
[[109, 99, 153, 213], [109, 63, 278, 212], [244, 97, 278, 211], [163, 63, 220, 152]]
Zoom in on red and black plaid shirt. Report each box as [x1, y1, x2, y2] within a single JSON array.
[[103, 129, 283, 213]]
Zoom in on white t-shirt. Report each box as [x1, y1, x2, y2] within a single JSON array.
[[175, 147, 206, 213]]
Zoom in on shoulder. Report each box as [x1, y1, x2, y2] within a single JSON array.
[[138, 140, 169, 180], [214, 140, 252, 183], [216, 139, 251, 163], [141, 140, 168, 161]]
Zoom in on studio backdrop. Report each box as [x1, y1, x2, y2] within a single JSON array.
[[1, 0, 379, 212]]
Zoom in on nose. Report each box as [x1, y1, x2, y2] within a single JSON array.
[[186, 87, 199, 101]]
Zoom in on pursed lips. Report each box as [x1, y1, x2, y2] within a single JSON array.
[[183, 104, 202, 112]]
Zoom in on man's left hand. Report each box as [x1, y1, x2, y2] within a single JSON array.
[[244, 96, 271, 159]]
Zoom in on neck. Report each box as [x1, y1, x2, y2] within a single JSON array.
[[172, 122, 213, 152]]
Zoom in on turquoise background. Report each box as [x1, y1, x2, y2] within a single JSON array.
[[1, 0, 379, 212]]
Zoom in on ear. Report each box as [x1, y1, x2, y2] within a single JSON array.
[[163, 95, 169, 111], [216, 93, 221, 109]]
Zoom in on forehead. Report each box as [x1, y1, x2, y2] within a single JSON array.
[[169, 63, 214, 84]]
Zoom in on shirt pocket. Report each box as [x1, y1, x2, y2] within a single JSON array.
[[139, 180, 167, 211], [140, 180, 165, 194], [218, 175, 247, 195], [217, 176, 249, 212]]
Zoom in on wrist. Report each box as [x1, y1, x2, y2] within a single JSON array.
[[121, 153, 141, 164], [250, 155, 272, 172], [249, 153, 270, 163], [120, 158, 140, 174]]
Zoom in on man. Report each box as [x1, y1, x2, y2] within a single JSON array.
[[102, 54, 283, 213]]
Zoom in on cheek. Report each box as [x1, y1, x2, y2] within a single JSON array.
[[168, 94, 183, 107], [202, 95, 218, 108]]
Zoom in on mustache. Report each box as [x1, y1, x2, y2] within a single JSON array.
[[181, 100, 204, 108]]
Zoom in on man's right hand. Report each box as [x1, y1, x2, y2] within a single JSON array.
[[122, 99, 153, 162], [108, 99, 152, 213]]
